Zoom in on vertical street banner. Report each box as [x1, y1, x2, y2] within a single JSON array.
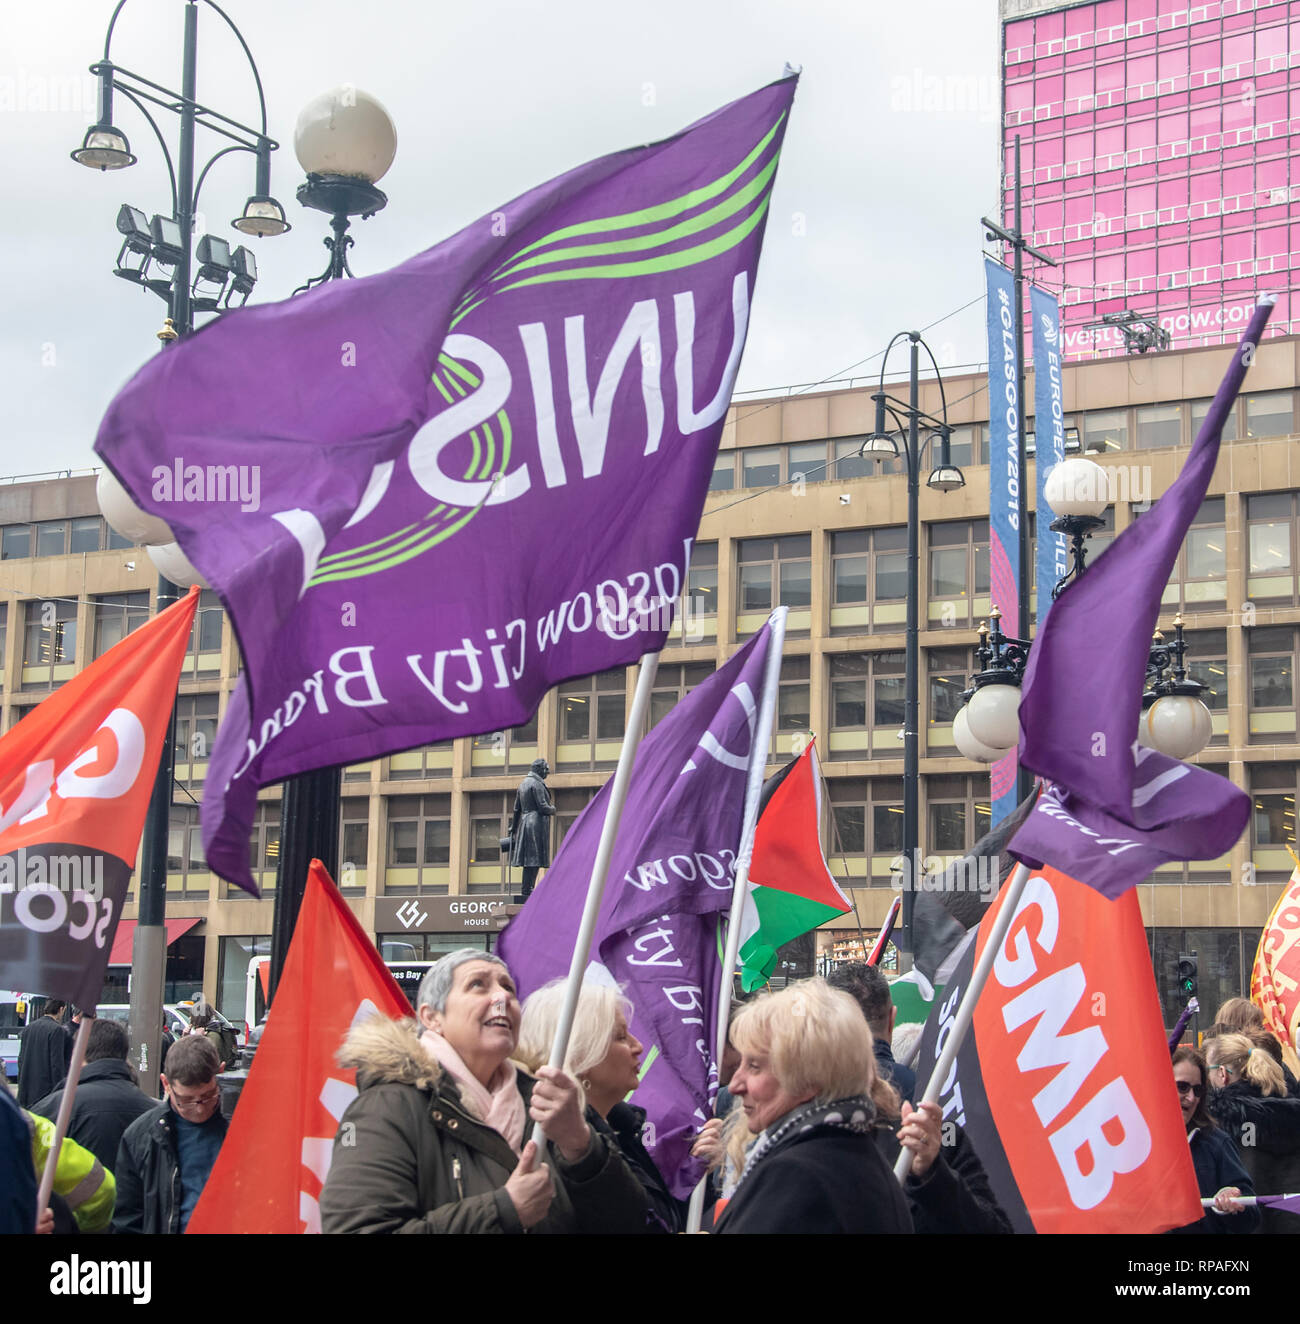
[[984, 257, 1021, 827], [914, 861, 1202, 1234], [498, 622, 777, 1198], [0, 589, 199, 1008], [1252, 859, 1300, 1053], [187, 861, 410, 1233], [94, 77, 798, 895], [1030, 284, 1068, 621]]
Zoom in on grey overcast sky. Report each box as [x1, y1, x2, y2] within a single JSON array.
[[2, 0, 1002, 477]]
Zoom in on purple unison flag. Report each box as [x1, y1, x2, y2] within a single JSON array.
[[497, 623, 775, 1200], [93, 78, 797, 893], [1011, 300, 1274, 897]]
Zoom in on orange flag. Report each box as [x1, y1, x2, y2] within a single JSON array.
[[0, 586, 199, 1007], [1251, 859, 1300, 1054], [187, 861, 409, 1233]]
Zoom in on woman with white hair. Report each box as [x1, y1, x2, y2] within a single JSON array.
[[517, 981, 686, 1232], [319, 949, 646, 1234], [711, 978, 913, 1234]]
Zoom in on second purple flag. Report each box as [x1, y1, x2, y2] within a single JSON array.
[[93, 77, 797, 892], [498, 621, 776, 1201]]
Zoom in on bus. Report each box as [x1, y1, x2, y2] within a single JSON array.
[[0, 991, 39, 1082]]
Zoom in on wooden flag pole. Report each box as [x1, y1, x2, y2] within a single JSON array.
[[894, 859, 1034, 1184], [35, 1013, 94, 1225], [530, 648, 661, 1149], [686, 605, 787, 1233]]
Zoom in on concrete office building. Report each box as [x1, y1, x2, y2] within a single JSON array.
[[3, 327, 1298, 1024]]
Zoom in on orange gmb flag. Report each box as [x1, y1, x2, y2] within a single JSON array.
[[0, 586, 198, 1007], [1252, 860, 1300, 1053], [187, 861, 409, 1233], [914, 863, 1202, 1233]]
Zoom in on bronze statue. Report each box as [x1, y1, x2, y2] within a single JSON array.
[[508, 758, 554, 898]]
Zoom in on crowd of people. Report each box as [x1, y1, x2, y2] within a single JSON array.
[[4, 963, 1300, 1235]]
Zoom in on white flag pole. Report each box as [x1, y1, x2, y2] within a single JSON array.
[[35, 1012, 94, 1225], [530, 648, 661, 1149], [686, 604, 787, 1233], [894, 859, 1034, 1184]]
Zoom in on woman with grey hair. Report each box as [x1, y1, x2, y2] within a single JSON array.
[[319, 948, 647, 1234]]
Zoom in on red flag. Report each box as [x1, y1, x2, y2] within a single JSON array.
[[187, 861, 409, 1233], [914, 863, 1202, 1233], [1251, 858, 1300, 1053], [0, 587, 199, 1007]]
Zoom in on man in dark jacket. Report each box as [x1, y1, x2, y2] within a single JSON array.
[[826, 963, 917, 1102], [32, 1019, 154, 1173], [16, 999, 71, 1107], [113, 1036, 227, 1234]]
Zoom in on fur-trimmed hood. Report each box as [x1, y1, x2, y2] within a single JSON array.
[[338, 1016, 446, 1092]]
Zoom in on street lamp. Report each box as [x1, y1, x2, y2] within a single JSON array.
[[860, 331, 965, 962], [952, 457, 1214, 765], [75, 0, 287, 1096], [270, 88, 398, 1003]]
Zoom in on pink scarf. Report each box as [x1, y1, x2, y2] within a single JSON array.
[[420, 1029, 526, 1155]]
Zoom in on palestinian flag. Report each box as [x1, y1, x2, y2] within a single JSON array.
[[738, 742, 851, 991]]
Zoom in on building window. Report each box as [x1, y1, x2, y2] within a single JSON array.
[[1136, 403, 1182, 450], [22, 599, 77, 687], [245, 802, 281, 895], [927, 646, 976, 753], [1181, 629, 1227, 747], [945, 425, 980, 468], [385, 794, 451, 895], [1243, 390, 1294, 439], [1250, 763, 1297, 881], [1141, 496, 1225, 611], [741, 446, 781, 488], [468, 791, 513, 893], [648, 662, 714, 730], [1, 524, 31, 560], [833, 438, 869, 481], [1191, 398, 1237, 444], [830, 528, 906, 633], [471, 711, 540, 775], [1247, 491, 1297, 605], [554, 787, 596, 850], [35, 521, 68, 557], [70, 517, 102, 554], [93, 592, 149, 658], [772, 655, 811, 761], [709, 453, 736, 492], [827, 651, 904, 761], [787, 441, 829, 485], [165, 806, 209, 900], [676, 542, 717, 643], [339, 799, 369, 895], [558, 667, 626, 769], [736, 534, 812, 636], [0, 604, 7, 692], [1248, 627, 1297, 744], [1082, 409, 1128, 453], [827, 776, 904, 888], [927, 520, 989, 627], [388, 741, 456, 779], [173, 693, 220, 785], [927, 775, 990, 857], [182, 588, 224, 678]]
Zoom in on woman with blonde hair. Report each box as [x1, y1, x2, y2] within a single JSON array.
[[1205, 1031, 1300, 1233], [711, 978, 912, 1234], [1212, 997, 1300, 1094], [517, 980, 684, 1232]]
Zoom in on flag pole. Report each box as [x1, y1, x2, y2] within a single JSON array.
[[686, 604, 787, 1233], [35, 1013, 94, 1224], [894, 858, 1034, 1184], [530, 647, 662, 1148]]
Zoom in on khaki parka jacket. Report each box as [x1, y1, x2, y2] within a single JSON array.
[[319, 1016, 648, 1234]]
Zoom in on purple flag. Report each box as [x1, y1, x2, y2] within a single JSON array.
[[497, 623, 775, 1199], [1011, 300, 1274, 896], [93, 78, 797, 893]]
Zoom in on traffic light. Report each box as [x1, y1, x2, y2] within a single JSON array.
[[1176, 952, 1198, 998]]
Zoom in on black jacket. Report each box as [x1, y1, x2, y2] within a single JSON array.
[[715, 1113, 913, 1235], [873, 1118, 1011, 1234], [1167, 1125, 1260, 1236], [32, 1060, 155, 1175], [591, 1102, 687, 1233], [112, 1101, 228, 1235], [1207, 1080, 1300, 1233], [16, 1016, 71, 1108], [874, 1040, 917, 1106]]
